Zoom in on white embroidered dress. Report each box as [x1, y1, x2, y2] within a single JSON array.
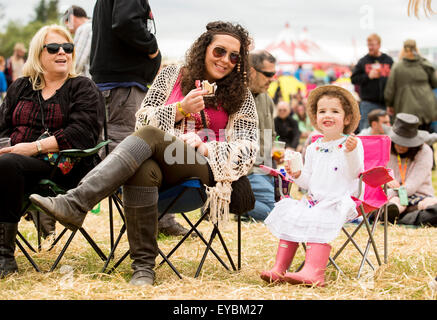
[[265, 137, 364, 243]]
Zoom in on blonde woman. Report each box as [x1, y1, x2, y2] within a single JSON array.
[[0, 25, 104, 278]]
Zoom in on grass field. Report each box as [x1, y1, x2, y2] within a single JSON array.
[[0, 175, 436, 300]]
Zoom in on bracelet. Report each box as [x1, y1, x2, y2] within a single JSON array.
[[176, 102, 190, 118], [35, 141, 42, 154]]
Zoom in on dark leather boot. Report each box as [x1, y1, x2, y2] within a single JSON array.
[[0, 222, 18, 278], [123, 185, 159, 286], [30, 136, 152, 230]]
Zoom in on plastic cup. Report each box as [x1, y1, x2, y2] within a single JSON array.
[[272, 140, 286, 161], [0, 137, 11, 149]]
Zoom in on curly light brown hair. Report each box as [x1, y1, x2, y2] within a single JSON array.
[[306, 85, 360, 134], [180, 21, 251, 115]]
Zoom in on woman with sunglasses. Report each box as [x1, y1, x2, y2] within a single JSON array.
[[0, 25, 104, 278], [30, 21, 258, 286]]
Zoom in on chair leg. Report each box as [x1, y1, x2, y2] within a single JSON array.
[[101, 224, 126, 273], [357, 208, 383, 278], [50, 230, 77, 272], [79, 228, 107, 262], [158, 211, 230, 272], [215, 226, 236, 271], [384, 203, 388, 264], [238, 213, 241, 270], [195, 226, 227, 278], [16, 231, 37, 253], [15, 239, 41, 272], [48, 228, 68, 251], [328, 225, 375, 271], [107, 250, 129, 275]]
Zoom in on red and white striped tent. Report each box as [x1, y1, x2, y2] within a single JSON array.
[[265, 23, 346, 72]]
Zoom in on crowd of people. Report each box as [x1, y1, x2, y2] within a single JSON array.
[[0, 0, 436, 289]]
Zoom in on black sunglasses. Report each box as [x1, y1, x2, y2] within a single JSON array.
[[254, 67, 276, 78], [212, 46, 240, 65], [43, 43, 74, 54]]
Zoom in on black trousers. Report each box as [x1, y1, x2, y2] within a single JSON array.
[[0, 153, 87, 223]]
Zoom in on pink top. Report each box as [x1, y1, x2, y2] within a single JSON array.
[[166, 75, 228, 142]]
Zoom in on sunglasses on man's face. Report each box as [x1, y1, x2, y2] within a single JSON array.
[[254, 67, 276, 78], [212, 46, 240, 65], [43, 43, 74, 54]]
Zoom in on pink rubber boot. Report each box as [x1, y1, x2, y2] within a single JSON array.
[[283, 243, 331, 287], [260, 240, 299, 283]]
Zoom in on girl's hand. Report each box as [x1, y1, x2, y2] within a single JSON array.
[[387, 180, 401, 189], [0, 142, 38, 157], [284, 160, 301, 179], [180, 88, 208, 114], [344, 134, 357, 152]]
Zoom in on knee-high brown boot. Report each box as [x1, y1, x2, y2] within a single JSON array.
[[123, 185, 159, 286]]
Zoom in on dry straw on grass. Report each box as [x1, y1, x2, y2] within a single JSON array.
[[1, 170, 437, 300]]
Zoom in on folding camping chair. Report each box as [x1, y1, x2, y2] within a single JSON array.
[[261, 135, 393, 278], [16, 141, 111, 272], [326, 135, 393, 278], [101, 177, 242, 279]]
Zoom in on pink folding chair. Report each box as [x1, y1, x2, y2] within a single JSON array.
[[315, 135, 393, 278], [261, 135, 393, 278]]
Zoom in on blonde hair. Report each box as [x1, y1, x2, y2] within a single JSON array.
[[22, 24, 77, 91], [408, 0, 435, 17], [367, 33, 381, 44]]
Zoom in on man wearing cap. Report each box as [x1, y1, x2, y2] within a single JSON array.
[[62, 5, 92, 78], [386, 113, 437, 225], [351, 33, 393, 131], [4, 43, 26, 86]]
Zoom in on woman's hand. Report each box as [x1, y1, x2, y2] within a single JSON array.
[[180, 88, 208, 114], [387, 180, 401, 189], [0, 142, 38, 157], [284, 160, 301, 179], [344, 134, 357, 152], [180, 132, 208, 156]]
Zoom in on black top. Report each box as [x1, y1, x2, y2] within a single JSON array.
[[274, 115, 301, 149], [90, 0, 162, 86], [351, 53, 394, 104], [0, 76, 104, 150]]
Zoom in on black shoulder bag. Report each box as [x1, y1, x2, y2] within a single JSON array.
[[200, 110, 255, 215]]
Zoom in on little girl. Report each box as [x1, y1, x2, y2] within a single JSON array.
[[261, 85, 363, 287]]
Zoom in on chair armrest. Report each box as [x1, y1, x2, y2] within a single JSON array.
[[259, 165, 293, 182], [359, 166, 393, 188], [59, 140, 111, 158]]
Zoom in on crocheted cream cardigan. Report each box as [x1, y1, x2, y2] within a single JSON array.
[[135, 64, 259, 223]]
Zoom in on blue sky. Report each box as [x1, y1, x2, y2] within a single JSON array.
[[2, 0, 437, 63]]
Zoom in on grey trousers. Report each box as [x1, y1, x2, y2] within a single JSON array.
[[101, 86, 148, 157]]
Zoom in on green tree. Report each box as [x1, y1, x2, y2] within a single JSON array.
[[34, 0, 47, 23], [47, 0, 59, 22], [0, 0, 60, 58]]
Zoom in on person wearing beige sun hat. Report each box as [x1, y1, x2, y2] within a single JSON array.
[[306, 84, 361, 135]]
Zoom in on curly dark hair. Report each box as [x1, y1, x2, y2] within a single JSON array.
[[180, 21, 251, 116]]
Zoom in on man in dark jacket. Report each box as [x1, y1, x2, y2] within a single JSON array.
[[351, 33, 393, 131], [90, 0, 161, 154]]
